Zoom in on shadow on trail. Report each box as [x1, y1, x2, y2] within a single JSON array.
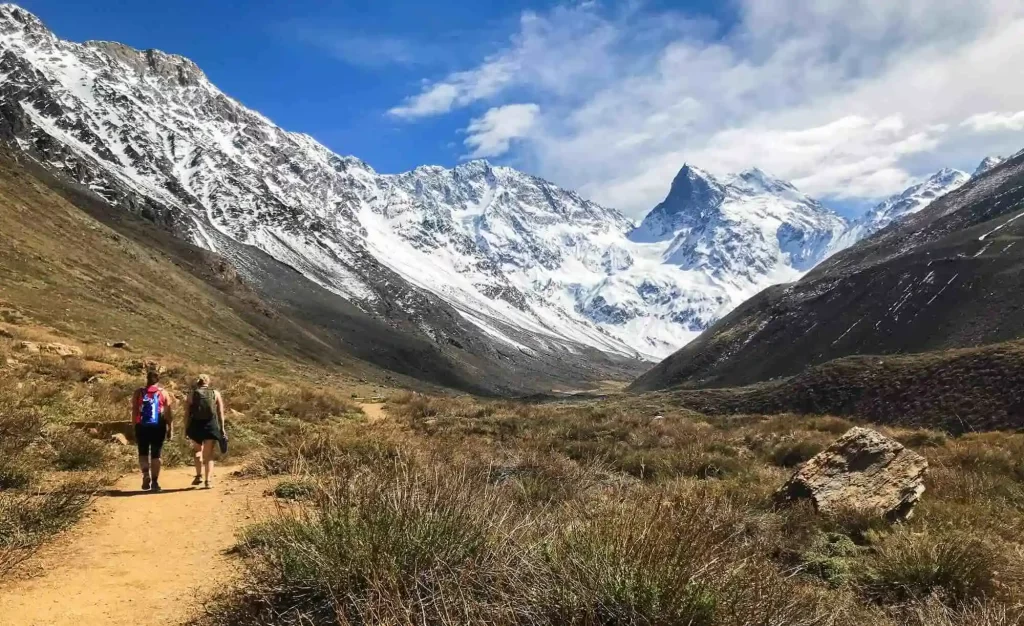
[[102, 488, 198, 497]]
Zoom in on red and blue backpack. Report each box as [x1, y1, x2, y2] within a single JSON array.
[[137, 387, 164, 426]]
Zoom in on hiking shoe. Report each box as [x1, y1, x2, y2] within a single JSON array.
[[141, 475, 151, 491], [151, 480, 162, 493], [191, 475, 203, 486], [204, 479, 211, 489]]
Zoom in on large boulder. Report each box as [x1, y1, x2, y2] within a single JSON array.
[[776, 427, 927, 521]]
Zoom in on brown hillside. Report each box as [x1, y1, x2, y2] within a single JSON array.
[[652, 340, 1024, 433]]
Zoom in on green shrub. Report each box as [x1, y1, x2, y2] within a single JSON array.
[[0, 456, 37, 490], [0, 478, 97, 575], [272, 479, 316, 501], [896, 430, 949, 449], [799, 531, 859, 587], [225, 463, 525, 625], [861, 531, 1001, 603], [51, 430, 107, 471], [770, 439, 825, 468]]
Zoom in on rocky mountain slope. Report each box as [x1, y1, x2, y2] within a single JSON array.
[[0, 4, 862, 367], [829, 168, 972, 253], [632, 151, 1024, 391]]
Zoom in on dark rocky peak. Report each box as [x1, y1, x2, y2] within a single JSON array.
[[0, 4, 46, 33], [974, 156, 1004, 178], [663, 164, 725, 211], [630, 164, 725, 241], [84, 41, 207, 88]]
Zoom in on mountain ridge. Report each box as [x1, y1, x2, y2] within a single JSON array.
[[632, 150, 1024, 392], [0, 3, 870, 365]]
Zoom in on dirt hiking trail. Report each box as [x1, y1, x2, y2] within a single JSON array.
[[0, 466, 267, 626], [359, 400, 388, 423]]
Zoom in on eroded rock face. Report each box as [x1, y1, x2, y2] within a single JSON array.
[[17, 341, 82, 357], [776, 427, 928, 521]]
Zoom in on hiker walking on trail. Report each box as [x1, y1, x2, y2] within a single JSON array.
[[185, 374, 226, 488], [132, 369, 173, 492]]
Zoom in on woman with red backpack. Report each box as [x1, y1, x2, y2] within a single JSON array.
[[131, 369, 174, 492]]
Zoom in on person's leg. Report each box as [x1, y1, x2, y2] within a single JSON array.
[[202, 440, 215, 487], [149, 425, 166, 492], [136, 426, 151, 490], [191, 440, 203, 485]]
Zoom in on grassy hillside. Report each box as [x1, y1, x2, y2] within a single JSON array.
[[649, 340, 1024, 433], [0, 152, 451, 395]]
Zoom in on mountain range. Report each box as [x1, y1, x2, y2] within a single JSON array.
[[633, 149, 1024, 396], [0, 4, 1004, 389]]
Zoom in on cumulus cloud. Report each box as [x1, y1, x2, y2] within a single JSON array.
[[392, 0, 1024, 216], [463, 104, 540, 159], [962, 111, 1024, 133]]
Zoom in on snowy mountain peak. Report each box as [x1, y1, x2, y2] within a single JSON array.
[[0, 3, 42, 28], [830, 167, 971, 254], [631, 164, 725, 240], [974, 156, 1004, 177]]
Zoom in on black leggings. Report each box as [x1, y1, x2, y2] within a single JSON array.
[[135, 423, 167, 459]]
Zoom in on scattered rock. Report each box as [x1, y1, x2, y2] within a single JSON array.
[[110, 341, 130, 350], [17, 341, 83, 357], [652, 415, 665, 420], [109, 433, 129, 446], [70, 421, 136, 443], [0, 328, 13, 339], [17, 341, 39, 354], [775, 427, 927, 522]]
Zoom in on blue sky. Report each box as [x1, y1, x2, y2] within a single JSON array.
[[15, 0, 1024, 219]]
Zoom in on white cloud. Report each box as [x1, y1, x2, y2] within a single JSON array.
[[962, 111, 1024, 132], [389, 56, 519, 118], [286, 23, 444, 69], [392, 0, 1024, 216], [463, 104, 540, 159]]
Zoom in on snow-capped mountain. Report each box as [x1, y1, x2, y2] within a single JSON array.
[[974, 156, 1004, 177], [0, 4, 976, 366], [830, 168, 972, 252]]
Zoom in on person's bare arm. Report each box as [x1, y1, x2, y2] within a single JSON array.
[[216, 391, 226, 435], [183, 392, 192, 435], [164, 391, 175, 440]]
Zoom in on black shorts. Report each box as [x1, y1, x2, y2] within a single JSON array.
[[135, 423, 167, 459]]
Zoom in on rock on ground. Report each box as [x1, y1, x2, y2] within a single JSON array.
[[71, 421, 136, 443], [776, 426, 928, 521], [17, 341, 83, 357]]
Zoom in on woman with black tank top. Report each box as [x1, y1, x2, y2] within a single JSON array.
[[184, 374, 227, 488]]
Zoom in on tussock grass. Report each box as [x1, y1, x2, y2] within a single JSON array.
[[0, 478, 100, 576], [196, 392, 1024, 626]]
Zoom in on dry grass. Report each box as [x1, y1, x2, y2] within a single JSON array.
[[193, 392, 1024, 626]]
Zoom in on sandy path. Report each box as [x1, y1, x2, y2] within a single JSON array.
[[359, 401, 388, 423], [0, 466, 267, 626]]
